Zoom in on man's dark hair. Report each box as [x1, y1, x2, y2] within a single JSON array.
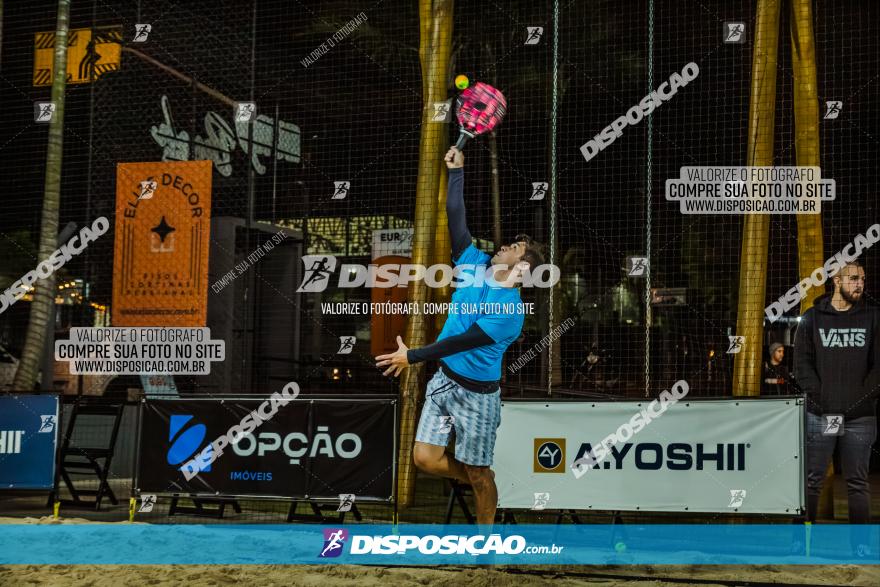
[[514, 233, 546, 272]]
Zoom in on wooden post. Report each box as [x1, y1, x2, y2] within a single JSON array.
[[731, 0, 781, 398], [790, 0, 833, 519], [397, 0, 454, 510]]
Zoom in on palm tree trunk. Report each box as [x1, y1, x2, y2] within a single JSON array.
[[417, 0, 431, 99], [13, 0, 70, 390], [790, 0, 824, 310], [397, 0, 453, 510]]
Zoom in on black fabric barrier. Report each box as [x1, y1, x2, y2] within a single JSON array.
[[136, 396, 395, 500]]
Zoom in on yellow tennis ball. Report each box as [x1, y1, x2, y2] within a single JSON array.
[[614, 541, 627, 553], [455, 75, 470, 90]]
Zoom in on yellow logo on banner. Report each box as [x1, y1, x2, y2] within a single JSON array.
[[112, 161, 212, 327], [533, 438, 566, 473], [33, 27, 121, 86]]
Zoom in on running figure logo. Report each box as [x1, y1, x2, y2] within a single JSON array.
[[34, 102, 56, 123], [336, 494, 355, 513], [437, 415, 455, 434], [432, 101, 451, 122], [532, 492, 550, 510], [138, 494, 157, 513], [234, 102, 256, 123], [823, 414, 844, 436], [724, 22, 745, 43], [297, 255, 338, 292], [728, 489, 747, 508], [726, 336, 745, 354], [319, 528, 348, 558], [525, 27, 543, 45], [530, 182, 548, 201], [133, 24, 152, 42], [332, 181, 350, 200], [824, 101, 843, 120], [337, 336, 356, 354], [38, 415, 56, 433], [138, 179, 157, 200]]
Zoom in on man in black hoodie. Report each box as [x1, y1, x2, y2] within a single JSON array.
[[794, 261, 879, 553]]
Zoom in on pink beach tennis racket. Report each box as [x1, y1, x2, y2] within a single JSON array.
[[453, 82, 508, 149]]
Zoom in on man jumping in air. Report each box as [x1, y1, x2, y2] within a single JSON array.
[[375, 146, 545, 525]]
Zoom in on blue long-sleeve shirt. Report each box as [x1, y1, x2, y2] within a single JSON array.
[[446, 168, 472, 261], [406, 168, 494, 372], [406, 167, 525, 393]]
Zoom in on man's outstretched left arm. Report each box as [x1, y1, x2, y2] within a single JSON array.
[[375, 324, 495, 377], [406, 323, 494, 364]]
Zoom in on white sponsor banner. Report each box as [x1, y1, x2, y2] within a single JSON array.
[[372, 228, 413, 260], [495, 398, 804, 514]]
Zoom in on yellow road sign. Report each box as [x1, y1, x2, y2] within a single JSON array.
[[34, 27, 121, 86]]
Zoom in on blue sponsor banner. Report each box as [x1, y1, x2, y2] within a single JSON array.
[[0, 394, 60, 489], [0, 524, 878, 565]]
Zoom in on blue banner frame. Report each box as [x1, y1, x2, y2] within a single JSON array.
[[0, 524, 877, 565], [0, 394, 60, 490]]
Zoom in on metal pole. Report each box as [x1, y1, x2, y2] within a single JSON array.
[[547, 0, 559, 395], [643, 0, 654, 397], [272, 101, 279, 222], [242, 0, 258, 391]]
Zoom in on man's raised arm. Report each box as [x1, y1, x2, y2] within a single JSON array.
[[444, 147, 472, 261]]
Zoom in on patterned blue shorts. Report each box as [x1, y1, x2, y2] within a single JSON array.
[[415, 368, 501, 467]]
